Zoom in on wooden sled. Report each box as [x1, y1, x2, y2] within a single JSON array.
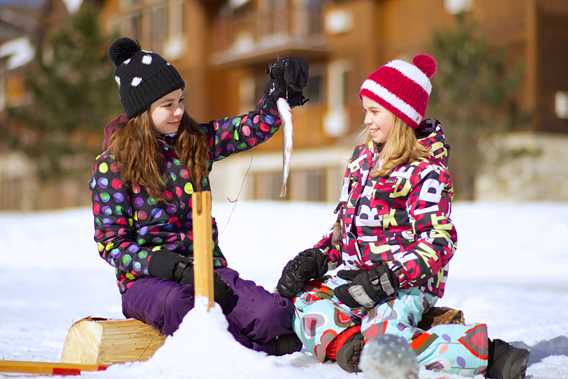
[[60, 316, 166, 365], [0, 317, 164, 376]]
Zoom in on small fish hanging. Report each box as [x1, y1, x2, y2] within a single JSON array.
[[277, 98, 293, 198]]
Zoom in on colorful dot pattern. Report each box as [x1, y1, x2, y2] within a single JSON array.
[[90, 96, 281, 292]]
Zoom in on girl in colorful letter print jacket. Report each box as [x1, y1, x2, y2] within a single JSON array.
[[276, 54, 530, 378], [90, 37, 307, 355]]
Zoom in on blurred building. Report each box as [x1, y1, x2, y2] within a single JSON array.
[[96, 0, 568, 203], [0, 0, 566, 208], [0, 0, 71, 210]]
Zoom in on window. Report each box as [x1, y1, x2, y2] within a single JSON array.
[[305, 0, 324, 35], [0, 70, 5, 112], [127, 11, 143, 42], [169, 0, 185, 38], [164, 0, 186, 59], [239, 75, 255, 113], [253, 171, 283, 200], [261, 0, 287, 36], [150, 6, 168, 52], [555, 91, 568, 120], [291, 168, 326, 202], [253, 69, 268, 103], [324, 61, 350, 136], [304, 65, 324, 104], [120, 0, 141, 9]]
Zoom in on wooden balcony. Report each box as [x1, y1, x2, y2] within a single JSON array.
[[211, 8, 329, 67]]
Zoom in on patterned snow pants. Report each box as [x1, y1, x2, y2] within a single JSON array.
[[292, 277, 489, 376]]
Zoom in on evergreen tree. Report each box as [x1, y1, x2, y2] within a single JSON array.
[[7, 2, 120, 178], [428, 14, 526, 200]]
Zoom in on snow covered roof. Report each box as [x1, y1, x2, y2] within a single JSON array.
[[0, 36, 34, 70], [62, 0, 82, 14]]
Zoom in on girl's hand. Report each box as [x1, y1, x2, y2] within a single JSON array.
[[265, 57, 310, 107], [276, 248, 328, 298], [333, 263, 399, 309]]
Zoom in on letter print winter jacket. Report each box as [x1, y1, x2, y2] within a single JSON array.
[[314, 120, 456, 298], [90, 96, 281, 293]]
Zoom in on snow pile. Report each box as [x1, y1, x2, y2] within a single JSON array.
[[109, 299, 271, 379], [106, 298, 352, 379]]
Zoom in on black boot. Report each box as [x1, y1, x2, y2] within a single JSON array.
[[268, 334, 303, 356], [336, 333, 365, 373], [486, 339, 530, 379]]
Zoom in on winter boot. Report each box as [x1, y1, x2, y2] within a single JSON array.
[[326, 326, 364, 373], [268, 334, 303, 356], [486, 339, 530, 379]]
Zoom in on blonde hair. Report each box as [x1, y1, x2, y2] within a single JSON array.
[[108, 111, 209, 200], [370, 117, 429, 177]]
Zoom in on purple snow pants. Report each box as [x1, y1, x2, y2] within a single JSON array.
[[121, 267, 296, 354]]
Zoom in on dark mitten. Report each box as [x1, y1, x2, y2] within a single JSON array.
[[276, 248, 328, 298], [213, 274, 238, 315], [178, 266, 238, 315], [265, 57, 309, 107], [334, 263, 399, 309], [150, 252, 237, 314], [148, 251, 192, 281]]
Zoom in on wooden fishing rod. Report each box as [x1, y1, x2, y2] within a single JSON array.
[[192, 190, 214, 310]]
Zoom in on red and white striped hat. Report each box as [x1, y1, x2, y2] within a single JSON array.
[[359, 54, 437, 129]]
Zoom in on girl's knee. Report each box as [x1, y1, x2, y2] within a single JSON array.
[[160, 283, 194, 335]]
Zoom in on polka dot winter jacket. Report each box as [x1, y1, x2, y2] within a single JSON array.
[[90, 96, 281, 293], [314, 119, 456, 298]]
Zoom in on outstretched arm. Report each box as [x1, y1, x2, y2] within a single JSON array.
[[203, 95, 282, 162]]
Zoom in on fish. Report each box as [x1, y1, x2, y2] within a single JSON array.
[[277, 98, 293, 198]]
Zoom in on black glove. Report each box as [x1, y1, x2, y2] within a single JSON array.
[[334, 263, 399, 309], [148, 251, 192, 281], [276, 248, 328, 298], [177, 264, 238, 315], [149, 252, 237, 314], [265, 57, 309, 107]]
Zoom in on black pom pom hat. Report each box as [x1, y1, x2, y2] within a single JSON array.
[[108, 37, 185, 119]]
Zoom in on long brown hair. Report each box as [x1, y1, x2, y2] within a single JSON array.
[[107, 111, 209, 200], [370, 117, 429, 177]]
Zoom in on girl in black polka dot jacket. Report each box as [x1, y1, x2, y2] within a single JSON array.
[[89, 37, 308, 355]]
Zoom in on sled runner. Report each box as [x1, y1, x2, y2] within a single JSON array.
[[0, 360, 108, 376]]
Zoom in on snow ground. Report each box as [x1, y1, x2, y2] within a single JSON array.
[[1, 202, 568, 378]]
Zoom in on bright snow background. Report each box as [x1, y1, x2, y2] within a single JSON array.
[[1, 202, 568, 378]]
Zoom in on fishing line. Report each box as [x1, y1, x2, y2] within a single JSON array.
[[221, 154, 254, 234]]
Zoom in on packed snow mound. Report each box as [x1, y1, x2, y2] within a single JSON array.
[[106, 298, 353, 379]]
